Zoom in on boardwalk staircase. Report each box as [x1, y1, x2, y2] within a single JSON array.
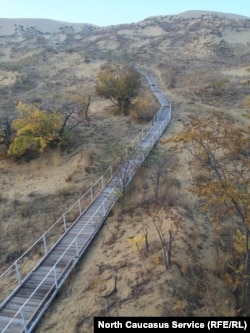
[[0, 66, 172, 332]]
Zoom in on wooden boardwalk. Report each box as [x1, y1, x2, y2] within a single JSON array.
[[0, 67, 171, 333]]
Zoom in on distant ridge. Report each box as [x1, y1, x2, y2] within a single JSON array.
[[0, 10, 249, 36], [175, 10, 249, 20], [0, 18, 97, 36]]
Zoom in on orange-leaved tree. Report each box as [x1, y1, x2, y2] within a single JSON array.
[[7, 101, 63, 159], [165, 111, 250, 314]]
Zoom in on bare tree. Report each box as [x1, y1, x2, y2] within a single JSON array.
[[152, 212, 180, 270], [0, 116, 12, 146], [41, 96, 91, 135], [146, 148, 173, 201]]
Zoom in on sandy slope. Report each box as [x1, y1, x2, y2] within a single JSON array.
[[0, 11, 249, 332]]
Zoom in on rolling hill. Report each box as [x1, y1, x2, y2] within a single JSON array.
[[0, 10, 250, 332]]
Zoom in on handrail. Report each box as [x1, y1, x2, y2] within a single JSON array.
[[0, 161, 116, 281], [2, 189, 117, 332], [0, 99, 169, 283], [0, 66, 172, 332]]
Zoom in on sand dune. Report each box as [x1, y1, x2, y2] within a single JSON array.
[[176, 10, 248, 19], [0, 10, 248, 36], [0, 17, 96, 35]]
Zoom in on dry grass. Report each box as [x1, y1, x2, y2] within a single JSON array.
[[0, 12, 249, 332]]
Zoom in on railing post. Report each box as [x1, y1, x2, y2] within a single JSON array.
[[15, 261, 21, 285], [78, 199, 82, 215], [75, 237, 79, 257], [20, 307, 28, 333], [91, 217, 95, 233], [53, 266, 58, 289], [101, 175, 104, 189], [43, 234, 47, 255], [109, 165, 113, 178], [63, 214, 67, 231], [90, 186, 93, 202], [102, 201, 106, 216]]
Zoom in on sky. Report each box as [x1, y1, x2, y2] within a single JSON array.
[[1, 0, 250, 26]]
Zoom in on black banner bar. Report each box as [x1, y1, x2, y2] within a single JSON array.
[[94, 317, 249, 331]]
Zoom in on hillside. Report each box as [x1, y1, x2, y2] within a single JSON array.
[[0, 18, 98, 35], [0, 10, 250, 333]]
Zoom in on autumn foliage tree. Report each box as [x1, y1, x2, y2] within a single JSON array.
[[7, 101, 63, 159], [7, 97, 90, 159], [166, 111, 250, 314], [95, 64, 141, 116]]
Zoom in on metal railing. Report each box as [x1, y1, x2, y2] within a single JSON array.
[[0, 66, 172, 332], [0, 111, 171, 304], [1, 187, 120, 333]]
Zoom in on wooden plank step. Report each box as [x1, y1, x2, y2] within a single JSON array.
[[25, 277, 55, 286], [48, 245, 76, 253], [7, 296, 41, 307], [25, 278, 54, 287], [76, 216, 92, 221], [45, 252, 76, 260], [54, 242, 84, 249], [76, 226, 94, 232], [65, 220, 90, 231], [69, 229, 92, 235], [26, 275, 57, 285], [16, 290, 45, 301], [39, 260, 67, 268], [27, 270, 55, 278], [0, 326, 23, 333], [53, 238, 86, 249], [0, 314, 23, 323], [0, 326, 22, 333], [33, 266, 55, 273], [2, 296, 40, 307], [77, 215, 95, 220], [76, 216, 94, 221], [42, 253, 74, 262], [59, 235, 90, 243], [20, 284, 51, 295], [34, 266, 52, 273], [55, 258, 76, 266], [27, 271, 52, 279], [59, 239, 90, 247], [55, 244, 88, 253], [34, 264, 66, 274], [59, 232, 92, 240], [0, 307, 33, 318], [1, 302, 36, 316], [67, 230, 92, 236], [0, 316, 24, 333]]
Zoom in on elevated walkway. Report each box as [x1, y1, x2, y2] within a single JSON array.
[[0, 66, 172, 332]]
